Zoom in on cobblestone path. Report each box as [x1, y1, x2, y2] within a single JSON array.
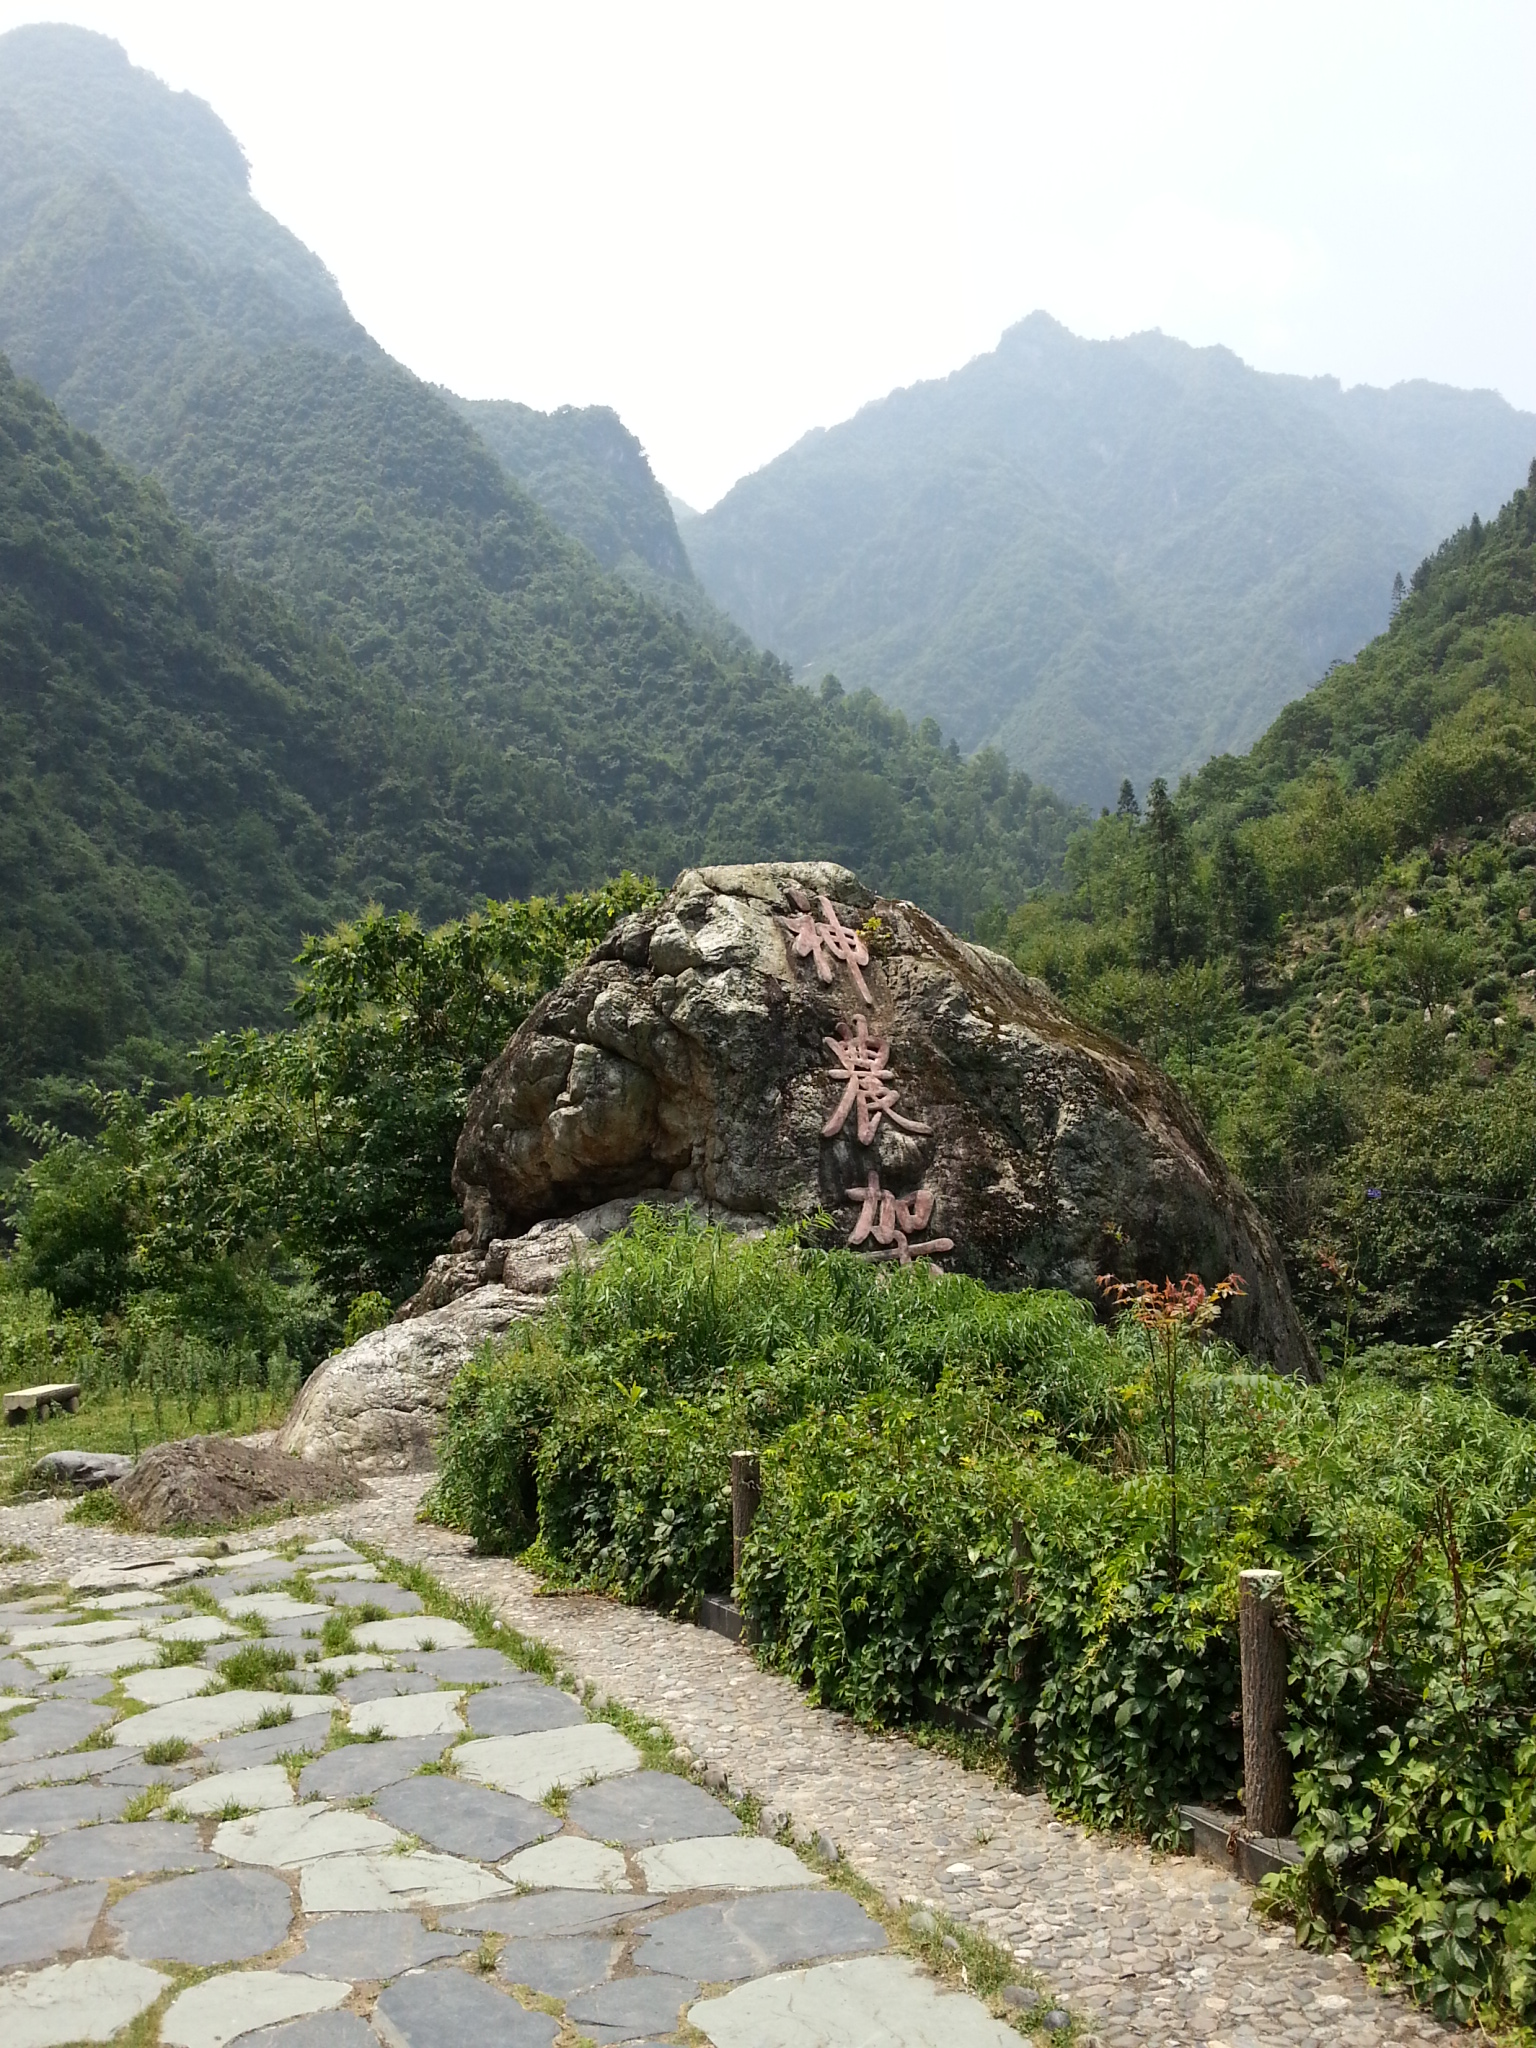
[[2, 1484, 1473, 2048]]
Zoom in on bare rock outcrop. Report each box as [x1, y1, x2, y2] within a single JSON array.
[[454, 861, 1313, 1377]]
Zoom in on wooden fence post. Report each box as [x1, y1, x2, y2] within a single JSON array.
[[1239, 1568, 1290, 1838], [730, 1450, 762, 1586]]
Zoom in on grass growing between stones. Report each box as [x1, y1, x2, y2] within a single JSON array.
[[358, 1546, 563, 1686], [143, 1737, 191, 1765], [119, 1782, 171, 1821], [216, 1642, 298, 1691]]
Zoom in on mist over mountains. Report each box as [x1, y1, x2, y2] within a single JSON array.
[[683, 315, 1536, 806]]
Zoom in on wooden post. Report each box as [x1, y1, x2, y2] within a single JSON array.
[[1239, 1568, 1290, 1838], [730, 1450, 762, 1585]]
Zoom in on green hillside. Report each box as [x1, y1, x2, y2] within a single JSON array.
[[0, 354, 494, 1133], [0, 348, 1077, 1137], [685, 313, 1536, 807], [1001, 463, 1536, 1343]]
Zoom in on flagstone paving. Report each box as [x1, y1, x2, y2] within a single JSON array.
[[0, 1481, 1478, 2047]]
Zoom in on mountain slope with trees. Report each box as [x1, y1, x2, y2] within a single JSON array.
[[685, 313, 1536, 807], [0, 350, 1077, 1140], [1000, 462, 1536, 1342]]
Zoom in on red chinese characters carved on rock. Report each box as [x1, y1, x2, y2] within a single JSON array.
[[821, 1019, 931, 1145], [844, 1169, 956, 1266], [778, 889, 873, 1004]]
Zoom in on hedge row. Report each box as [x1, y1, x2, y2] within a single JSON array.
[[426, 1212, 1536, 2024]]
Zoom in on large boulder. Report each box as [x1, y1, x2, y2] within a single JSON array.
[[112, 1436, 369, 1531], [454, 861, 1313, 1376]]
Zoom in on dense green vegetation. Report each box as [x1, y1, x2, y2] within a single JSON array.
[[4, 880, 653, 1390], [0, 354, 511, 1139], [686, 312, 1536, 805], [431, 1213, 1536, 2025], [996, 462, 1536, 1342]]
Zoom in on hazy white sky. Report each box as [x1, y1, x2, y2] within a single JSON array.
[[3, 1, 1532, 507]]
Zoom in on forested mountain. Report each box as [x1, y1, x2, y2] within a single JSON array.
[[1003, 462, 1536, 1342], [0, 355, 484, 1132], [0, 344, 1076, 1138], [685, 313, 1536, 807], [0, 26, 1082, 1119]]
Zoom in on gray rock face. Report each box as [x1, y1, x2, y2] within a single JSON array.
[[276, 1285, 534, 1469], [453, 862, 1311, 1374], [284, 1194, 762, 1470], [33, 1450, 133, 1490]]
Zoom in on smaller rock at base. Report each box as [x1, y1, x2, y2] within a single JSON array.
[[1042, 2012, 1071, 2032], [32, 1450, 133, 1491], [1001, 1983, 1042, 2011], [908, 1909, 936, 1935]]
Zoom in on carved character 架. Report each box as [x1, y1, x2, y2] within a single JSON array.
[[844, 1168, 955, 1266]]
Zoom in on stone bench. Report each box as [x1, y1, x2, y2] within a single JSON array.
[[3, 1381, 82, 1424]]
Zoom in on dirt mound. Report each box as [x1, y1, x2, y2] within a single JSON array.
[[112, 1434, 370, 1531]]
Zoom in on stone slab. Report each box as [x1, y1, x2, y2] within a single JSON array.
[[297, 1736, 449, 1798], [302, 1540, 362, 1558], [211, 1550, 282, 1570], [566, 1769, 742, 1847], [172, 1764, 296, 1815], [279, 1910, 475, 1980], [109, 1864, 294, 1965], [337, 1669, 435, 1703], [405, 1649, 527, 1685], [150, 1615, 242, 1644], [687, 1954, 1021, 2047], [0, 1879, 107, 1967], [0, 1861, 56, 1901], [443, 1891, 659, 1937], [122, 1666, 216, 1706], [298, 1849, 510, 1913], [636, 1837, 819, 1892], [372, 1772, 553, 1860], [456, 1723, 640, 1802], [243, 2016, 377, 2048], [500, 1836, 630, 1892], [0, 1656, 43, 1693], [111, 1688, 333, 1748], [19, 1639, 160, 1678], [567, 1972, 698, 2040], [221, 1595, 329, 1622], [312, 1654, 388, 1678], [0, 1782, 133, 1832], [465, 1686, 586, 1737], [0, 1700, 114, 1759], [373, 1968, 559, 2048], [0, 1953, 169, 2048], [315, 1581, 421, 1613], [162, 1970, 350, 2048], [214, 1801, 401, 1867], [637, 1889, 888, 1981], [31, 1819, 212, 1878], [353, 1617, 474, 1652], [497, 1932, 621, 1996], [90, 1591, 173, 1612], [348, 1690, 464, 1740], [68, 1558, 210, 1592], [307, 1562, 380, 1582], [12, 1618, 146, 1648], [201, 1721, 329, 1770]]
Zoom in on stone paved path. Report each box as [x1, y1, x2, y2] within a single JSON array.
[[1, 1485, 1476, 2048]]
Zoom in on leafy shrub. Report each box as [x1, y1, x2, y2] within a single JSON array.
[[343, 1293, 392, 1345], [430, 1213, 1536, 2023]]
